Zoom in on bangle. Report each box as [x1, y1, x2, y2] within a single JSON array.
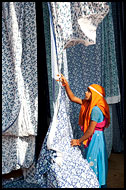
[[62, 82, 68, 87], [76, 139, 81, 146], [62, 83, 66, 86], [62, 81, 69, 87]]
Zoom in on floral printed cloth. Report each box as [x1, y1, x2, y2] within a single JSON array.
[[2, 2, 37, 174], [2, 2, 38, 136], [35, 3, 101, 187], [35, 87, 100, 188], [49, 2, 109, 50]]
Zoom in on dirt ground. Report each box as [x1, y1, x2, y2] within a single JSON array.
[[107, 153, 124, 188]]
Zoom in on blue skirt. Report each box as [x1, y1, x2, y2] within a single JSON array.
[[85, 130, 108, 187]]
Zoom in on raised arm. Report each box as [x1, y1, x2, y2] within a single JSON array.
[[57, 74, 82, 105]]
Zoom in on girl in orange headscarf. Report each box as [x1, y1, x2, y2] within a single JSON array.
[[57, 74, 110, 188]]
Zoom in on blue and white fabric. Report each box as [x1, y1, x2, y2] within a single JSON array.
[[35, 87, 100, 188], [49, 2, 109, 50], [2, 2, 37, 174], [34, 3, 102, 187], [101, 2, 120, 104]]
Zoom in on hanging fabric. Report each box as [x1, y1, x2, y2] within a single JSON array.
[[65, 3, 121, 158], [63, 8, 113, 158], [2, 2, 37, 174], [101, 2, 120, 104], [111, 2, 124, 149], [50, 2, 109, 51], [65, 24, 103, 158], [111, 104, 124, 152], [31, 1, 121, 187], [34, 2, 101, 188], [100, 2, 122, 154], [42, 2, 53, 118]]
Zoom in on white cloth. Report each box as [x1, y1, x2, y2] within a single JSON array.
[[49, 2, 109, 50], [2, 2, 37, 174], [35, 7, 100, 188]]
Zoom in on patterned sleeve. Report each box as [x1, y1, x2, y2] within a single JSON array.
[[90, 106, 101, 122]]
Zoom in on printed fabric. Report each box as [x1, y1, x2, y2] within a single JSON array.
[[2, 2, 38, 136], [101, 2, 120, 104], [34, 2, 117, 187], [48, 2, 113, 159], [49, 2, 109, 50], [35, 87, 100, 188], [2, 2, 37, 174], [35, 3, 100, 187]]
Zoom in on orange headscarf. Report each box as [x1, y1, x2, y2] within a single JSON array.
[[78, 84, 110, 146]]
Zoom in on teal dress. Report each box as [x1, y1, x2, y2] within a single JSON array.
[[85, 106, 108, 188]]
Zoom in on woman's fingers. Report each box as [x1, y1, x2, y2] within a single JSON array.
[[56, 74, 67, 87], [71, 139, 77, 146]]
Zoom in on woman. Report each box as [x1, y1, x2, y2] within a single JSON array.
[[57, 74, 110, 188]]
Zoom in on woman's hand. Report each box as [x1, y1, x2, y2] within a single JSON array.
[[71, 139, 81, 147], [56, 74, 68, 86], [56, 74, 83, 105]]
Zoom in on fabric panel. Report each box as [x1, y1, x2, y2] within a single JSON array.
[[2, 136, 35, 174], [35, 3, 101, 187], [2, 2, 38, 136], [101, 2, 120, 104], [49, 2, 109, 49], [2, 2, 37, 174]]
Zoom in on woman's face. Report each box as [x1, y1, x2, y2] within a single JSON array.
[[85, 88, 92, 101]]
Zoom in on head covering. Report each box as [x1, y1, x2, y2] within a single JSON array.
[[78, 84, 110, 146]]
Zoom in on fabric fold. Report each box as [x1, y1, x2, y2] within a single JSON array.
[[2, 2, 37, 174], [49, 2, 109, 50], [35, 3, 101, 187]]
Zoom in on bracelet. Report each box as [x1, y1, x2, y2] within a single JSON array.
[[62, 83, 66, 87], [76, 139, 81, 146], [62, 81, 69, 87]]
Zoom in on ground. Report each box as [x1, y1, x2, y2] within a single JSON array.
[[107, 153, 124, 188]]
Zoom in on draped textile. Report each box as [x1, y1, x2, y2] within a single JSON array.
[[2, 136, 35, 174], [42, 2, 52, 118], [2, 2, 37, 174], [101, 2, 124, 153], [111, 2, 124, 143], [65, 19, 113, 158], [34, 3, 100, 188], [112, 104, 124, 152], [101, 2, 120, 104], [64, 3, 120, 157], [24, 1, 122, 185], [38, 2, 119, 165], [50, 2, 109, 49], [37, 3, 113, 171]]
